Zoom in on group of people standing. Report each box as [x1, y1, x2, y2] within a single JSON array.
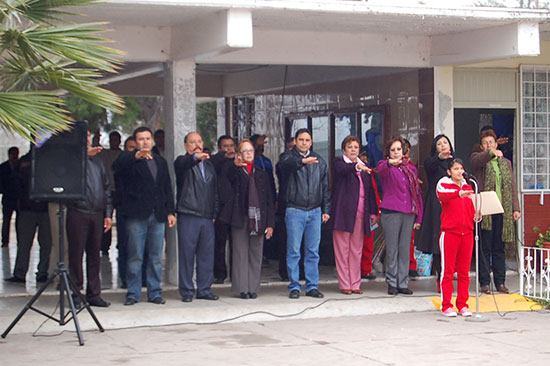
[[1, 123, 521, 316]]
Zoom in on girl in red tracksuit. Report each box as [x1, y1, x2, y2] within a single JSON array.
[[436, 158, 476, 317]]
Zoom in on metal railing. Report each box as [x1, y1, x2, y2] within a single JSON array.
[[521, 246, 550, 300]]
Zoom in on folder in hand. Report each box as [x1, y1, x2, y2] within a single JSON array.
[[470, 191, 504, 216]]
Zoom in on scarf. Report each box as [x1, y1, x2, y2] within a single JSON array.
[[399, 160, 422, 216], [481, 157, 515, 243], [246, 167, 261, 236]]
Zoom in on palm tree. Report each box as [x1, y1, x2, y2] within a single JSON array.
[[0, 0, 124, 141]]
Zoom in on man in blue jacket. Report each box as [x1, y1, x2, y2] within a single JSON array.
[[278, 128, 331, 299], [174, 132, 219, 302]]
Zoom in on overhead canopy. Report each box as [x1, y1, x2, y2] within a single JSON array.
[[65, 1, 550, 96]]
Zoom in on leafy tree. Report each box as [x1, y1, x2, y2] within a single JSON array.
[[196, 101, 217, 151], [65, 95, 163, 135], [0, 0, 124, 141]]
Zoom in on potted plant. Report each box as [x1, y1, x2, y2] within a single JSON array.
[[533, 227, 550, 266]]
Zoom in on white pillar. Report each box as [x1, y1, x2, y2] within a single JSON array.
[[163, 59, 196, 285], [434, 66, 454, 142]]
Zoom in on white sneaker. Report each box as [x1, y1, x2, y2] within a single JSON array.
[[441, 308, 457, 317], [459, 307, 472, 317]]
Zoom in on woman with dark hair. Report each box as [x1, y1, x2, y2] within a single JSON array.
[[329, 136, 379, 294], [377, 136, 423, 295], [417, 134, 454, 290], [222, 139, 275, 299]]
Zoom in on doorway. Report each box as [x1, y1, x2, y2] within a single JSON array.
[[453, 108, 515, 172]]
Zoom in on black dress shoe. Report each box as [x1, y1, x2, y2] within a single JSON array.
[[1, 242, 8, 248], [89, 298, 111, 307], [181, 295, 193, 303], [72, 298, 82, 310], [197, 293, 219, 300], [289, 289, 300, 299], [496, 284, 510, 294], [149, 297, 166, 304], [4, 276, 25, 283], [409, 270, 419, 278], [248, 292, 257, 299], [398, 288, 413, 295], [124, 298, 138, 306], [306, 289, 324, 298], [240, 292, 250, 299], [388, 286, 398, 295], [362, 273, 376, 280], [214, 278, 224, 284], [36, 274, 48, 283], [480, 285, 491, 294]]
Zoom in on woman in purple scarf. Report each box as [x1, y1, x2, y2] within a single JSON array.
[[377, 136, 423, 295]]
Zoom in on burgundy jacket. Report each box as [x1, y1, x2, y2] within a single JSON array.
[[328, 157, 378, 235]]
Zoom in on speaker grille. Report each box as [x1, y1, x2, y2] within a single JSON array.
[[30, 121, 87, 201]]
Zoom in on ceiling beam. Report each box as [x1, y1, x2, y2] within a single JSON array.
[[431, 22, 540, 66]]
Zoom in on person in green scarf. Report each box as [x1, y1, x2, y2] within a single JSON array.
[[471, 130, 520, 295]]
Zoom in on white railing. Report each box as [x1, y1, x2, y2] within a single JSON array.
[[521, 246, 550, 301]]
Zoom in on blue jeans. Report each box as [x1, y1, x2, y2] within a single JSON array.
[[125, 213, 165, 301], [285, 207, 322, 292]]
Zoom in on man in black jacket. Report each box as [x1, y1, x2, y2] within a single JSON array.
[[174, 131, 219, 302], [4, 145, 51, 284], [66, 131, 113, 307], [209, 135, 235, 284], [0, 146, 19, 247], [113, 127, 176, 306], [278, 129, 331, 299]]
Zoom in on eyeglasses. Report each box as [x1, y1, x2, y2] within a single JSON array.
[[241, 149, 254, 154]]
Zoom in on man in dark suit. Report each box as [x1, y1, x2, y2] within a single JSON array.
[[113, 127, 176, 306], [0, 146, 19, 247], [209, 135, 235, 284], [174, 132, 219, 302]]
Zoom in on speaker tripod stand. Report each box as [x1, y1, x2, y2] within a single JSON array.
[[1, 202, 104, 345]]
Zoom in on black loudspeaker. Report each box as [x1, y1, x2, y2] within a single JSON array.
[[30, 121, 88, 201]]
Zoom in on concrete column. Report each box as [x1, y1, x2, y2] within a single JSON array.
[[163, 59, 196, 285], [434, 66, 454, 142]]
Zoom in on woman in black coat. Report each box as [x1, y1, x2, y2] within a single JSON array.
[[221, 139, 275, 299], [417, 134, 454, 289]]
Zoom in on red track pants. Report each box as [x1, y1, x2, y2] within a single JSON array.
[[439, 231, 474, 312]]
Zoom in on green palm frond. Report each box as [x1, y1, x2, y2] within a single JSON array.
[[1, 0, 97, 25], [0, 0, 125, 141], [0, 91, 72, 140]]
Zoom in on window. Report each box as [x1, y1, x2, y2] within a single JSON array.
[[334, 114, 357, 157], [521, 66, 550, 191]]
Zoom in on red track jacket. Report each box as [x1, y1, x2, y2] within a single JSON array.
[[436, 176, 475, 234]]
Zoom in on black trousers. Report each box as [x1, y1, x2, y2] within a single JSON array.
[[2, 203, 16, 245], [214, 219, 231, 281], [479, 214, 506, 286], [67, 209, 104, 301]]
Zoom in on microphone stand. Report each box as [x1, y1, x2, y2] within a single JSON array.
[[466, 178, 489, 323]]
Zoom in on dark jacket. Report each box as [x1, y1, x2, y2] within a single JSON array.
[[112, 151, 175, 222], [15, 153, 48, 212], [275, 152, 289, 214], [174, 153, 218, 219], [470, 150, 520, 212], [278, 147, 331, 214], [417, 154, 453, 254], [220, 165, 275, 231], [0, 159, 19, 207], [328, 157, 378, 235], [68, 155, 113, 217], [210, 151, 234, 219]]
